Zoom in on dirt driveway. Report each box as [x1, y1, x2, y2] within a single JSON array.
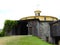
[[0, 36, 23, 45]]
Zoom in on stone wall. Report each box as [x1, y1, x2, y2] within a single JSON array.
[[28, 20, 38, 36], [27, 20, 54, 43], [51, 22, 60, 36], [36, 21, 54, 43]]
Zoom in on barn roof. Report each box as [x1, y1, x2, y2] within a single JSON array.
[[20, 16, 58, 21]]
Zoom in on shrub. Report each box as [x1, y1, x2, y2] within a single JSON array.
[[2, 20, 18, 36], [0, 31, 4, 37]]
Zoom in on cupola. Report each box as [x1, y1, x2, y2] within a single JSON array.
[[34, 10, 41, 16]]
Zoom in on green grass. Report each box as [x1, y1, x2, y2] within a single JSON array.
[[6, 35, 52, 45]]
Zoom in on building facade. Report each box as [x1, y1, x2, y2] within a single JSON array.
[[5, 10, 60, 45]]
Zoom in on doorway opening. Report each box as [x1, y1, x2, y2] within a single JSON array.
[[20, 21, 28, 35], [15, 20, 28, 35]]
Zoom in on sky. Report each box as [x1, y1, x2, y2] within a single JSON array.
[[0, 0, 60, 29]]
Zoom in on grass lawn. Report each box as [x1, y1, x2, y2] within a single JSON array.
[[5, 35, 52, 45]]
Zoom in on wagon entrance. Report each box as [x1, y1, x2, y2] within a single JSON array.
[[20, 21, 28, 35], [15, 20, 28, 35]]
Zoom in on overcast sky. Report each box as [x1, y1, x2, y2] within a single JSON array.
[[0, 0, 60, 29]]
